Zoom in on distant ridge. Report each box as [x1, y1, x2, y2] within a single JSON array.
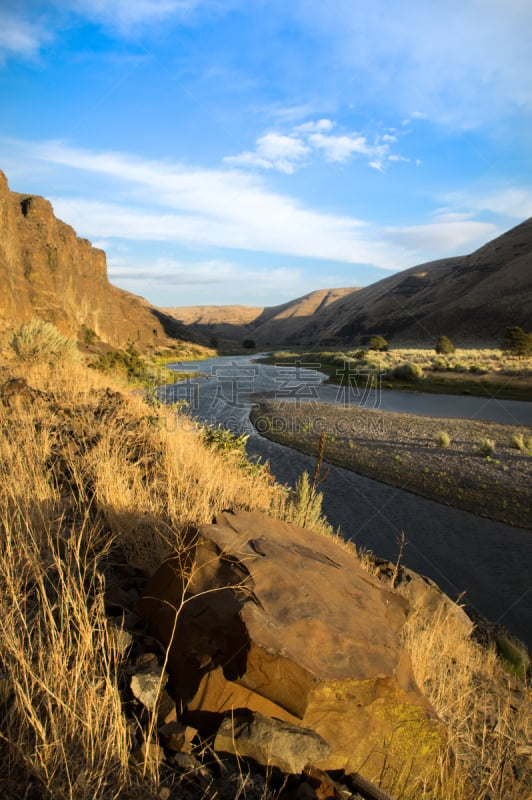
[[166, 219, 532, 347], [164, 287, 357, 346]]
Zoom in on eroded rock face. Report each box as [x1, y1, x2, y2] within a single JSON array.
[[0, 170, 188, 347], [138, 510, 444, 787]]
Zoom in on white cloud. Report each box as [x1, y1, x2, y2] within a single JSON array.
[[107, 255, 306, 304], [295, 119, 335, 134], [0, 10, 51, 61], [386, 219, 498, 259], [309, 131, 392, 170], [225, 119, 398, 174], [109, 256, 303, 290], [3, 137, 504, 277], [442, 188, 532, 221], [224, 133, 310, 174]]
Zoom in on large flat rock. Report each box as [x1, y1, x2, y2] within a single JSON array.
[[138, 510, 444, 788]]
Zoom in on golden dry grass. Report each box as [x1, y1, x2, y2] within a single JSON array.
[[0, 350, 529, 799], [402, 602, 531, 799]]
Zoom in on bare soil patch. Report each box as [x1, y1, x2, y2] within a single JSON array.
[[251, 399, 532, 529]]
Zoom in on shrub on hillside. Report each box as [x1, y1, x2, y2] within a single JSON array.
[[367, 334, 388, 351], [11, 318, 79, 364], [431, 357, 447, 371], [435, 335, 455, 355], [393, 362, 424, 382], [501, 326, 532, 358]]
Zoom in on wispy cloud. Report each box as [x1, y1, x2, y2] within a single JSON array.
[[442, 187, 532, 221], [2, 136, 501, 275], [293, 0, 532, 126], [0, 0, 216, 63], [0, 10, 51, 62], [67, 0, 205, 31], [108, 256, 305, 303], [386, 218, 498, 258]]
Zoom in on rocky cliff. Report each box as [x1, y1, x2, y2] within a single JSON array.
[[0, 170, 190, 348]]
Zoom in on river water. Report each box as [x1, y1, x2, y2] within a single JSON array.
[[163, 354, 532, 648]]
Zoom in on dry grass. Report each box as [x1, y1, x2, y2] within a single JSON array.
[[402, 602, 531, 799], [0, 350, 530, 799], [0, 357, 288, 799]]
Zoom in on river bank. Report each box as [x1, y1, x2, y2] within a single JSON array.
[[251, 399, 532, 530]]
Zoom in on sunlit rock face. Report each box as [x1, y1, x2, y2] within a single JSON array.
[[0, 169, 188, 347], [138, 509, 445, 788]]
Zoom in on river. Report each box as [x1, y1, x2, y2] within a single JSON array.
[[163, 354, 532, 648]]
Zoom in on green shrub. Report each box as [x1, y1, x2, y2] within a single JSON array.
[[435, 431, 450, 448], [284, 471, 332, 535], [495, 633, 530, 680], [82, 325, 99, 346], [469, 364, 488, 375], [511, 433, 526, 451], [501, 326, 532, 358], [393, 362, 424, 382], [478, 437, 496, 456], [11, 318, 79, 364], [435, 335, 455, 355], [367, 334, 388, 351], [511, 433, 532, 454], [432, 357, 447, 371]]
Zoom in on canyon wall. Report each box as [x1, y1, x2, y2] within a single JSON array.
[[0, 170, 187, 347]]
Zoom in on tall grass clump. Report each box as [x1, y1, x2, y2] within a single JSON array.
[[436, 430, 451, 448], [0, 400, 132, 799], [402, 602, 531, 799], [11, 318, 79, 365], [478, 437, 496, 456], [511, 432, 532, 454]]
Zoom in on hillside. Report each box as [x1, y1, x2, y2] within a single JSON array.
[[290, 218, 532, 346], [0, 170, 191, 349], [165, 286, 357, 346], [167, 219, 532, 348]]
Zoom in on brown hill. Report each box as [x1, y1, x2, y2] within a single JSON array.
[[292, 219, 532, 346], [163, 304, 264, 344], [168, 219, 532, 348], [0, 170, 191, 348], [165, 287, 357, 346]]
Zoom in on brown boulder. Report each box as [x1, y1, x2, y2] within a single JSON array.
[[138, 510, 444, 789]]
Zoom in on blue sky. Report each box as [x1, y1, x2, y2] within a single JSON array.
[[1, 0, 532, 308]]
